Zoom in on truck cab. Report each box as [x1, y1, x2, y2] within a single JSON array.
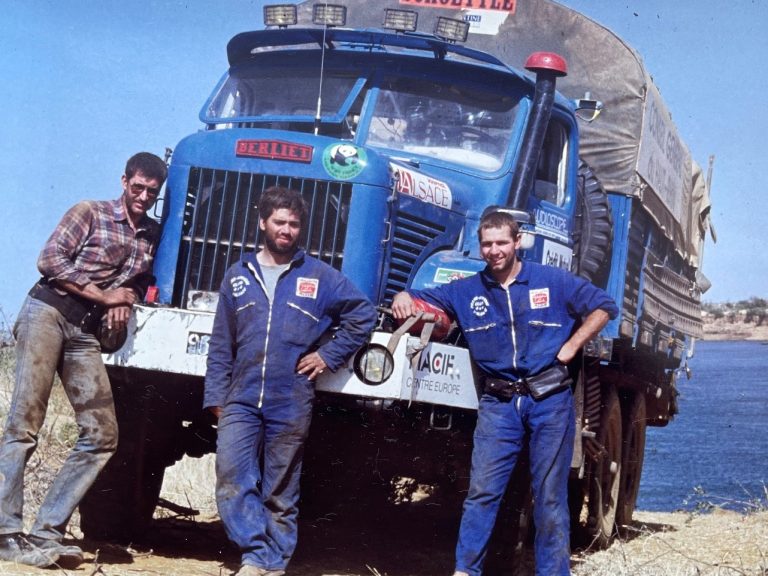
[[80, 1, 712, 558]]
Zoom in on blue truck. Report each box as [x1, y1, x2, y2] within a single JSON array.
[[80, 0, 713, 555]]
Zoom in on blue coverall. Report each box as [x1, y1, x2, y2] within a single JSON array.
[[412, 261, 618, 576], [204, 249, 377, 572]]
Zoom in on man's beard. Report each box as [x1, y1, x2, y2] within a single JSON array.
[[264, 234, 297, 255]]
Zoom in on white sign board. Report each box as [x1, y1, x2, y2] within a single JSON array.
[[637, 83, 690, 226]]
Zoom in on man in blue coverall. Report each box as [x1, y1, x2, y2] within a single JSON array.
[[392, 207, 618, 576], [204, 186, 377, 576]]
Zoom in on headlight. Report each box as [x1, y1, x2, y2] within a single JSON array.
[[353, 344, 394, 385]]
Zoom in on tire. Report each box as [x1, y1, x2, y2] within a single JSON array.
[[573, 161, 612, 285], [79, 369, 178, 542], [586, 384, 622, 548], [616, 392, 647, 529]]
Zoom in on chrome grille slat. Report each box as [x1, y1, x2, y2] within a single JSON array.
[[383, 211, 446, 302], [175, 168, 352, 307]]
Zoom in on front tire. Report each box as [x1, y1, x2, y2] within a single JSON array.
[[79, 369, 177, 542], [586, 384, 622, 548], [616, 391, 646, 528]]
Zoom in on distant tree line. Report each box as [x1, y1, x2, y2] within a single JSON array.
[[703, 297, 768, 326], [0, 306, 14, 348]]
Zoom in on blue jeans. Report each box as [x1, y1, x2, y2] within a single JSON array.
[[455, 388, 575, 576], [215, 390, 313, 570], [0, 296, 118, 540]]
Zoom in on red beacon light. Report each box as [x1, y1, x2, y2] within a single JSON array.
[[525, 51, 568, 77]]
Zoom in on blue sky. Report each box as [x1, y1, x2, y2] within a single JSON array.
[[1, 0, 766, 325]]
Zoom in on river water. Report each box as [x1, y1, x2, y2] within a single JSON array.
[[637, 339, 768, 512]]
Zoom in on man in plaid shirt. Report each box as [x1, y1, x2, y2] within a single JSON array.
[[0, 152, 167, 569]]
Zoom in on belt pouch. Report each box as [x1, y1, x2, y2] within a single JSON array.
[[525, 363, 572, 400]]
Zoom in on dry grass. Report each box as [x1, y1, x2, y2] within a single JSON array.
[[1, 345, 219, 532], [158, 453, 219, 520], [572, 508, 768, 575], [0, 346, 79, 534]]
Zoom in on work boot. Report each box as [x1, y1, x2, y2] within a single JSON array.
[[0, 532, 59, 568], [25, 534, 84, 568]]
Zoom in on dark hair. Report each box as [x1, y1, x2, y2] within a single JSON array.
[[477, 206, 521, 241], [125, 152, 168, 183], [258, 186, 308, 224]]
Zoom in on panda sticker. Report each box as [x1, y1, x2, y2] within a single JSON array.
[[323, 143, 367, 180], [331, 144, 359, 166]]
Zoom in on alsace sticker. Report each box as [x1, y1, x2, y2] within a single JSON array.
[[236, 140, 313, 163], [322, 143, 367, 180], [434, 267, 477, 284], [529, 288, 550, 310], [296, 277, 319, 299], [230, 275, 250, 297], [391, 163, 453, 209], [470, 295, 489, 317]]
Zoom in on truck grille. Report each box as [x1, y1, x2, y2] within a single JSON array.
[[383, 211, 446, 302], [174, 168, 352, 307]]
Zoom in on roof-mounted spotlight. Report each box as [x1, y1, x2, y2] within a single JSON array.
[[313, 3, 346, 27], [434, 16, 469, 43], [383, 9, 418, 33], [263, 4, 297, 28]]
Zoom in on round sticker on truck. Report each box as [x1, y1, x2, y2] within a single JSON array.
[[322, 143, 367, 180]]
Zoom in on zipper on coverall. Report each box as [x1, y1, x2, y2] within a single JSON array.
[[503, 283, 524, 411], [247, 261, 294, 409]]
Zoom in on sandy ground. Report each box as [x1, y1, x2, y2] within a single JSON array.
[[0, 449, 766, 576], [0, 498, 766, 576]]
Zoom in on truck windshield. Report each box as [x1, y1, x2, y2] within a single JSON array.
[[204, 57, 518, 172], [365, 76, 518, 172], [205, 64, 359, 122]]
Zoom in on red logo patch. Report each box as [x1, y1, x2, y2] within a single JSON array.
[[529, 288, 550, 309], [296, 278, 319, 299]]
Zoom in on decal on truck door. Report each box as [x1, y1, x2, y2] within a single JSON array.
[[391, 163, 453, 209]]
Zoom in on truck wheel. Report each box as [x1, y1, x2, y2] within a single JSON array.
[[79, 369, 173, 542], [79, 451, 166, 542], [573, 161, 612, 285], [586, 384, 622, 548], [616, 392, 646, 529]]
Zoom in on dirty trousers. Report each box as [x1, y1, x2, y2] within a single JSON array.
[[216, 392, 313, 570], [455, 387, 575, 576], [0, 296, 118, 540]]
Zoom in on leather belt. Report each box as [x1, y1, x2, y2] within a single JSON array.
[[483, 375, 529, 398]]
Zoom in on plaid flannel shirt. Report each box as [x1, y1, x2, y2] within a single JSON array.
[[37, 198, 160, 296]]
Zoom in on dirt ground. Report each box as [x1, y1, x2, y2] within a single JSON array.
[[1, 348, 767, 576], [0, 495, 766, 576]]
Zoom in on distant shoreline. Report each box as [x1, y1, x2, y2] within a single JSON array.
[[702, 319, 768, 341]]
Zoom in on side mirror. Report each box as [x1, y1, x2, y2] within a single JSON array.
[[574, 92, 603, 123]]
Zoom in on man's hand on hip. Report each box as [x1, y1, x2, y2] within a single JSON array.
[[297, 351, 328, 381]]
